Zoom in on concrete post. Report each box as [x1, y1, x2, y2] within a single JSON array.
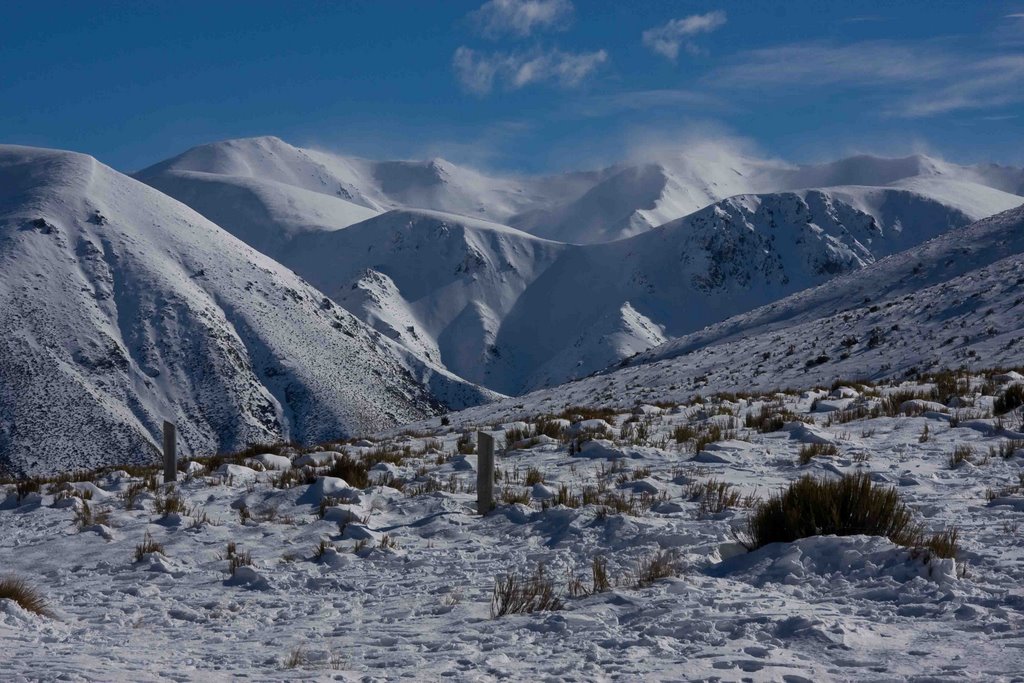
[[163, 421, 177, 483], [477, 431, 495, 515]]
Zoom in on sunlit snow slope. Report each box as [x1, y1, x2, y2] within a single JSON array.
[[0, 146, 494, 475]]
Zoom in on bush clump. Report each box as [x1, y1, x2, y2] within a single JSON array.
[[739, 472, 958, 558], [994, 384, 1024, 415], [0, 576, 52, 617], [490, 563, 563, 618]]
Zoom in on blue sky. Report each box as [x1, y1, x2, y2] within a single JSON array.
[[1, 0, 1022, 173]]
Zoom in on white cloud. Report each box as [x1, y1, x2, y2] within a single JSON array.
[[453, 46, 608, 94], [710, 39, 1024, 118], [470, 0, 573, 38], [641, 11, 727, 61]]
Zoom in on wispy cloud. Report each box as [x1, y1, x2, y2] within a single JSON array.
[[453, 46, 608, 94], [711, 39, 1024, 118], [641, 11, 727, 61], [469, 0, 573, 38]]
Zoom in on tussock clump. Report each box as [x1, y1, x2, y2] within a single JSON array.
[[503, 425, 534, 449], [693, 425, 735, 454], [523, 467, 545, 486], [228, 549, 254, 575], [73, 499, 111, 530], [949, 445, 974, 469], [154, 490, 186, 517], [534, 417, 566, 439], [490, 563, 563, 618], [739, 473, 942, 553], [994, 384, 1024, 415], [0, 576, 52, 617], [672, 424, 697, 443], [327, 455, 370, 489], [567, 556, 612, 598], [798, 442, 839, 465], [134, 532, 164, 562], [456, 433, 475, 455], [558, 406, 617, 422], [499, 486, 530, 506], [686, 479, 745, 515], [630, 551, 678, 588]]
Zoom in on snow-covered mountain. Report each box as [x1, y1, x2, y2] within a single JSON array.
[[136, 136, 597, 230], [122, 137, 1024, 396], [190, 184, 977, 395], [509, 152, 1024, 244], [624, 202, 1024, 384], [139, 137, 1023, 250], [0, 145, 494, 476], [413, 203, 1024, 428], [498, 187, 978, 392], [279, 209, 568, 387]]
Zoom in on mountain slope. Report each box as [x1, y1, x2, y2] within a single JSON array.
[[279, 209, 568, 387], [424, 204, 1024, 426], [497, 187, 976, 392], [629, 203, 1024, 375], [509, 152, 1024, 244], [267, 187, 977, 395], [0, 145, 494, 476], [137, 136, 596, 228]]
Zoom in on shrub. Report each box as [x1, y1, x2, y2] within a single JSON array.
[[672, 424, 697, 443], [631, 551, 678, 588], [798, 442, 838, 465], [154, 491, 186, 517], [994, 384, 1024, 415], [740, 472, 921, 551], [0, 576, 52, 617], [490, 563, 563, 618], [524, 467, 545, 486], [327, 455, 369, 489], [949, 445, 974, 469], [134, 532, 164, 562], [73, 500, 110, 530], [229, 549, 253, 575]]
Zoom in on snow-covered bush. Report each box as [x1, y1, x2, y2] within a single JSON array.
[[490, 563, 563, 618], [0, 576, 51, 617], [739, 472, 959, 559]]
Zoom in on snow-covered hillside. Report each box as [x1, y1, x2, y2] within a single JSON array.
[[138, 139, 999, 395], [0, 146, 494, 476], [280, 209, 567, 387], [499, 187, 977, 393], [137, 136, 596, 229], [4, 371, 1024, 679], [510, 151, 1024, 244], [425, 205, 1024, 427], [141, 137, 1024, 248]]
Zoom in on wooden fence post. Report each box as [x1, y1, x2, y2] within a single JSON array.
[[477, 431, 495, 515], [163, 421, 177, 483]]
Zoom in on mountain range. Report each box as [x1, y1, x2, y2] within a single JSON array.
[[2, 135, 1022, 473]]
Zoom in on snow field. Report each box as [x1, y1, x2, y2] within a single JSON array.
[[3, 373, 1024, 679]]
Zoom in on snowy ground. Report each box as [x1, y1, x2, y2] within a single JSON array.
[[3, 375, 1024, 681]]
